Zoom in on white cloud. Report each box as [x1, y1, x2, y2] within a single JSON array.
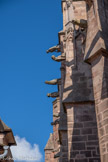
[[11, 136, 42, 162]]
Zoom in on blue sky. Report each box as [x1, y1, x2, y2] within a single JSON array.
[[0, 0, 62, 161]]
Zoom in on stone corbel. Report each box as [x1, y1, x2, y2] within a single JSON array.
[[72, 19, 87, 29], [46, 45, 61, 53], [45, 79, 61, 85], [0, 146, 9, 160], [51, 54, 66, 62], [47, 92, 59, 98]]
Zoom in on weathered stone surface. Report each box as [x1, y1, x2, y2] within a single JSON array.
[[44, 0, 108, 161], [44, 134, 54, 151], [84, 0, 108, 63]]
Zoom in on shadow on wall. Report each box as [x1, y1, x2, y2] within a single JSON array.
[[101, 57, 108, 99], [63, 32, 100, 161], [85, 0, 108, 61]]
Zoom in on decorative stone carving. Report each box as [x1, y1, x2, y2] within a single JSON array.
[[65, 0, 74, 24], [75, 28, 87, 44], [51, 54, 66, 62], [66, 27, 74, 42], [72, 19, 87, 28], [47, 92, 59, 98], [53, 113, 60, 117], [46, 45, 61, 53], [45, 79, 61, 85], [51, 119, 59, 125], [54, 152, 60, 158]]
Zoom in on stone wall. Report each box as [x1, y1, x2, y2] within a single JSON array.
[[45, 0, 108, 161], [45, 98, 60, 162], [84, 0, 108, 161]]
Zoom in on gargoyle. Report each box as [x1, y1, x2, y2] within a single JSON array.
[[45, 79, 61, 85], [47, 92, 59, 98], [51, 119, 59, 125], [51, 54, 66, 62], [53, 113, 60, 117], [46, 45, 61, 53], [54, 152, 60, 158], [72, 19, 87, 28], [75, 28, 87, 44]]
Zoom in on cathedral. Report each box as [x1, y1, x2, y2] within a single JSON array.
[[0, 0, 108, 161], [44, 0, 108, 162]]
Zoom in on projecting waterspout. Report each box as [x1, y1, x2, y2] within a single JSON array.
[[51, 54, 66, 62], [47, 92, 59, 98], [46, 45, 61, 53], [72, 19, 87, 28], [45, 79, 61, 85]]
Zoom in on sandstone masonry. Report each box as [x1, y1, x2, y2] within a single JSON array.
[[44, 0, 108, 162]]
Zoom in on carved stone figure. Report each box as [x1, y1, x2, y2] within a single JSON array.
[[72, 19, 87, 28], [75, 28, 87, 44], [45, 0, 105, 161], [46, 45, 61, 53], [47, 92, 59, 98], [51, 119, 59, 125], [66, 27, 74, 42], [45, 79, 61, 85], [53, 113, 60, 117], [51, 55, 66, 62]]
